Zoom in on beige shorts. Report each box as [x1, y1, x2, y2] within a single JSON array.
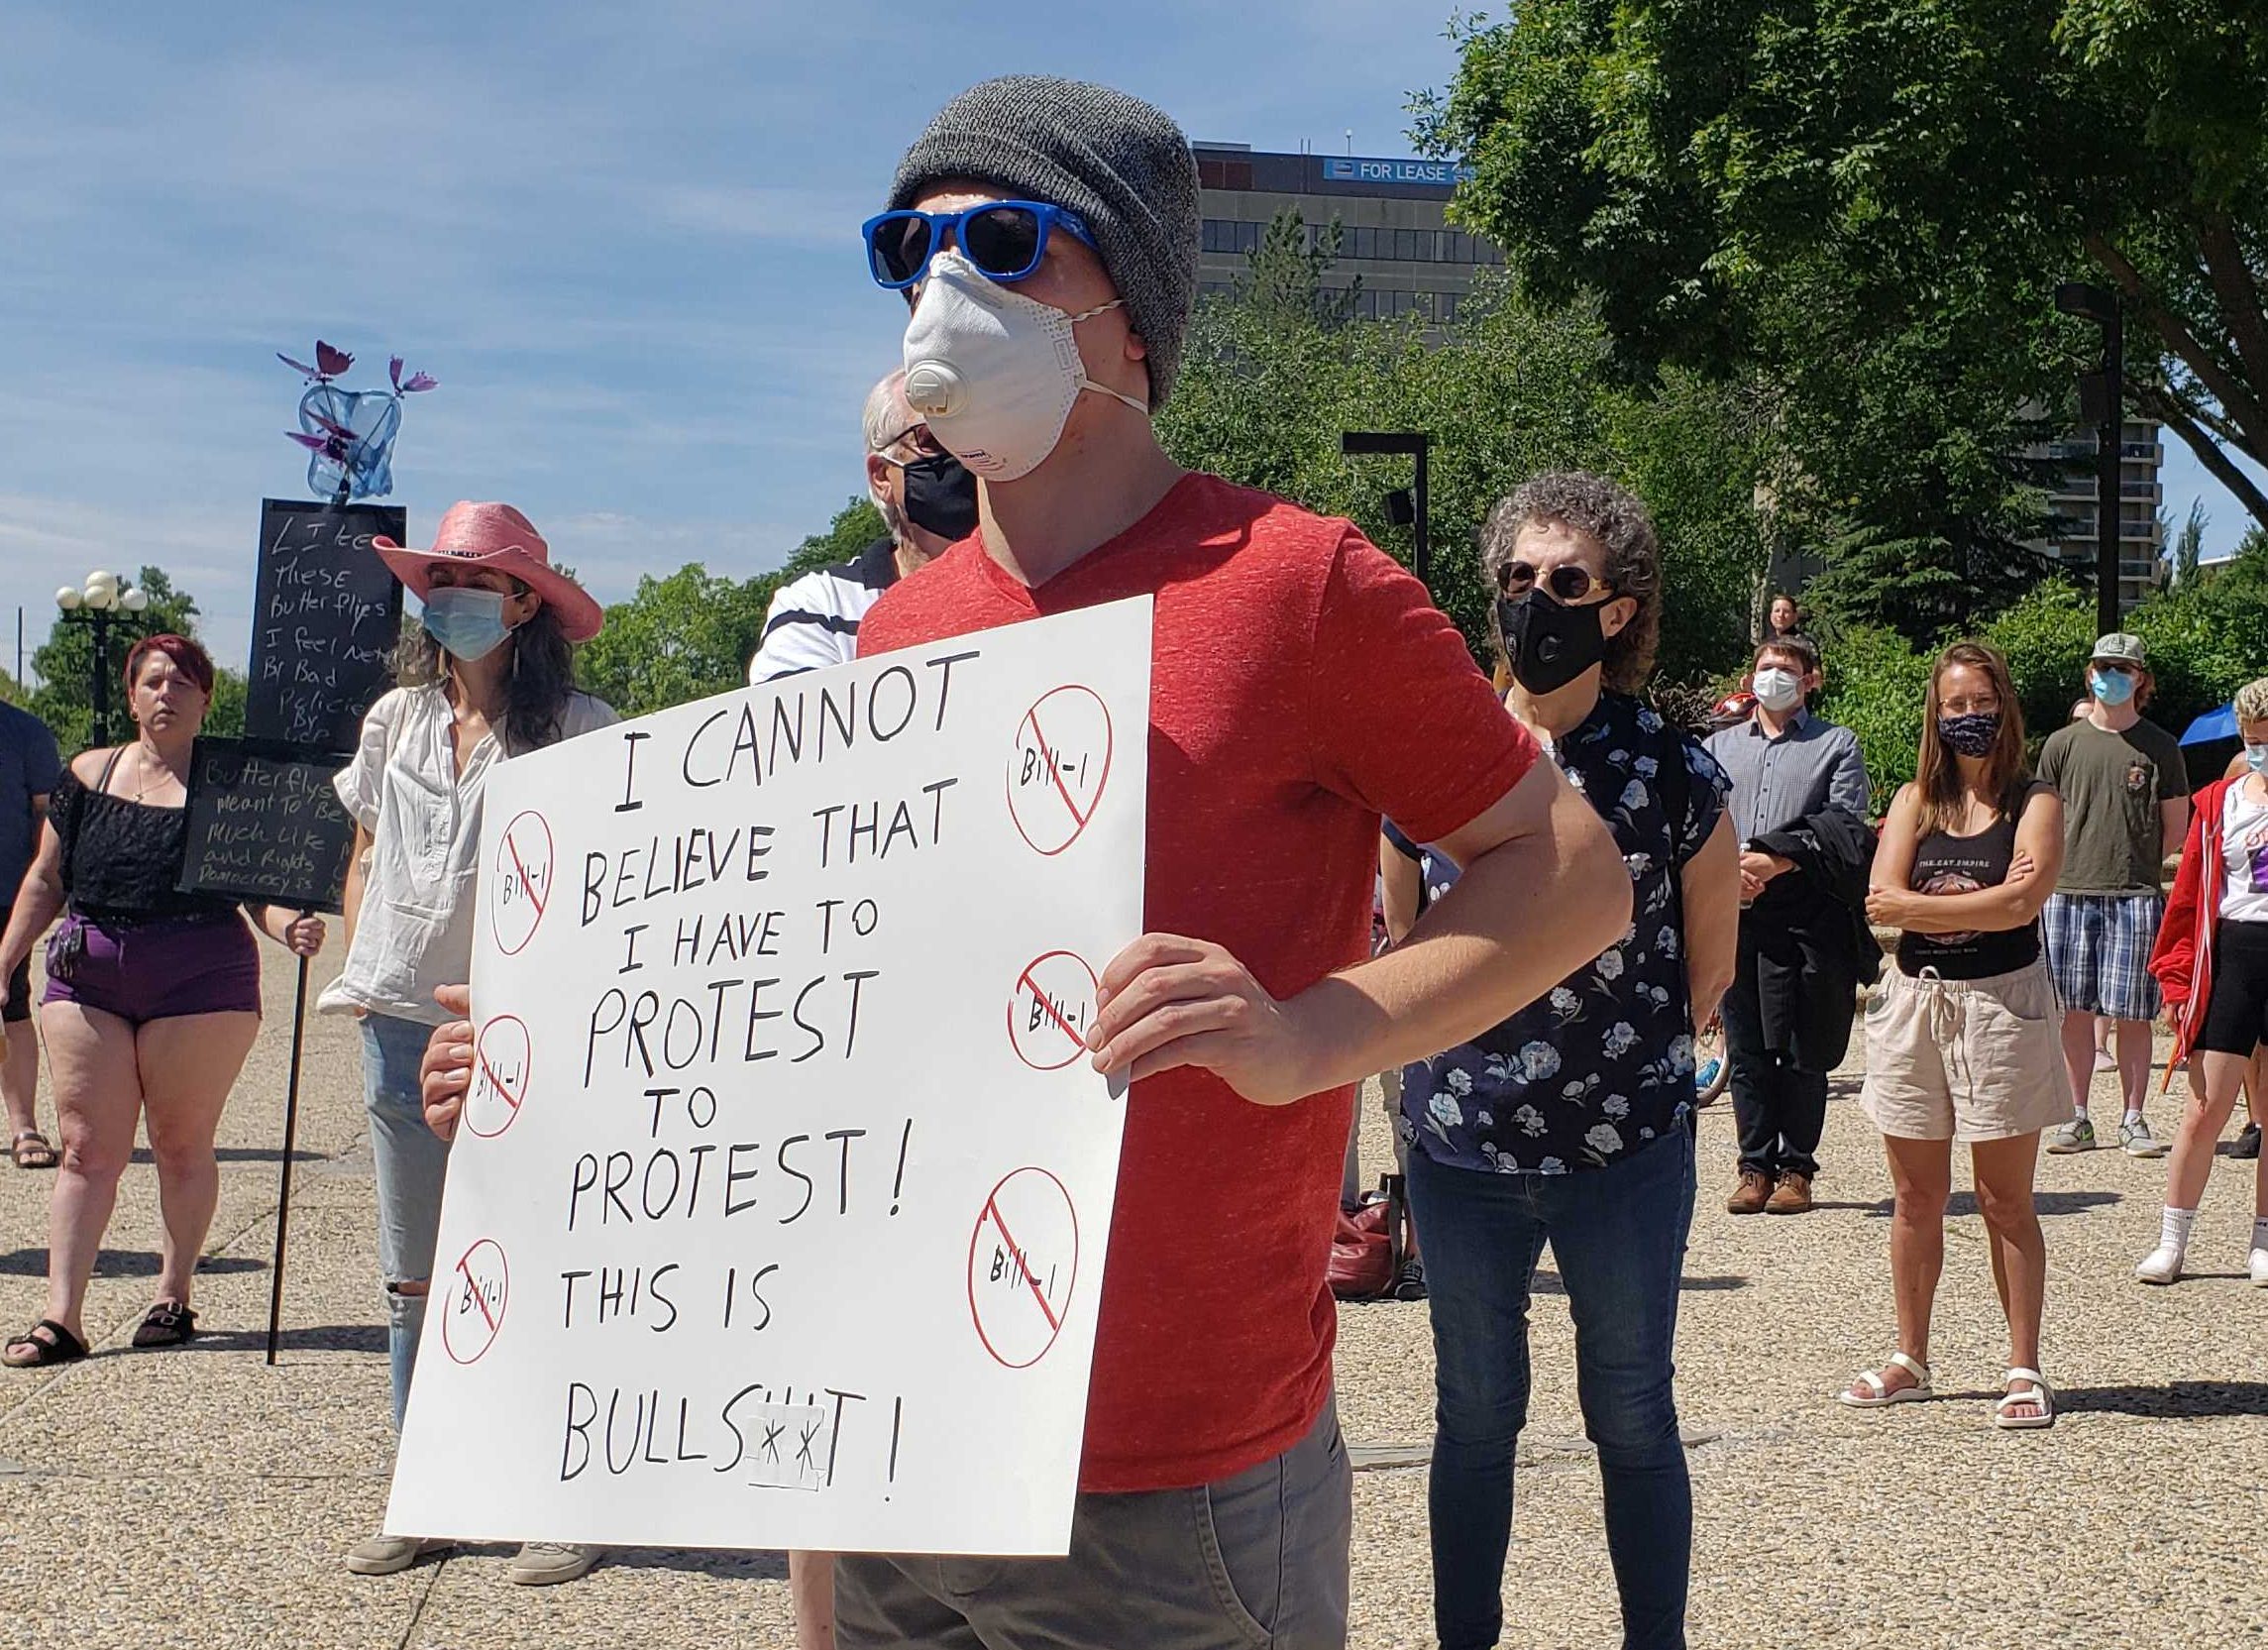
[[1860, 960, 2076, 1142]]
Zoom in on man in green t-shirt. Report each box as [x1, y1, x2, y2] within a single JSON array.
[[2036, 633, 2191, 1156]]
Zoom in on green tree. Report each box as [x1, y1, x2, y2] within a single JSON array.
[[1419, 0, 2268, 564], [579, 563, 780, 718], [2172, 499, 2208, 585], [29, 566, 242, 751], [1238, 209, 1361, 327], [783, 497, 886, 577], [1165, 251, 1768, 685]]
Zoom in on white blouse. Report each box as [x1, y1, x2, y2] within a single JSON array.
[[317, 683, 617, 1024], [2221, 779, 2268, 926]]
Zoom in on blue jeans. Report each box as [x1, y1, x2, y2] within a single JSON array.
[[362, 1013, 450, 1432], [1406, 1127, 1696, 1650]]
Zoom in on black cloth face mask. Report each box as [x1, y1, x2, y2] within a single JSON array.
[[900, 452, 979, 541], [1499, 589, 1608, 695]]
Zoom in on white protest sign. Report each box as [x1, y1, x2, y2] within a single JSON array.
[[385, 597, 1151, 1557]]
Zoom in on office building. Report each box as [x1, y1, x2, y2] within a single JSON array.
[[2029, 419, 2166, 611], [1194, 143, 1501, 324]]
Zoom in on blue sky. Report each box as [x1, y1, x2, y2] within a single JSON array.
[[0, 3, 2256, 680]]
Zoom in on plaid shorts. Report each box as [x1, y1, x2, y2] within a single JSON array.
[[2042, 892, 2165, 1022]]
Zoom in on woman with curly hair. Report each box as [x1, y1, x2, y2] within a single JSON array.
[[1379, 472, 1741, 1650]]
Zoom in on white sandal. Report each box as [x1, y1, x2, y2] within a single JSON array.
[[1993, 1368, 2055, 1431], [1838, 1351, 1932, 1408]]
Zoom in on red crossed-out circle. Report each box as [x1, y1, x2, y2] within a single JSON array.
[[466, 1015, 532, 1140], [491, 811, 554, 956], [443, 1238, 509, 1365], [1006, 687, 1113, 857], [967, 1167, 1079, 1370], [1007, 952, 1100, 1071]]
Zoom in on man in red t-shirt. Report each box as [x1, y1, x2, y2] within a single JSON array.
[[832, 75, 1632, 1650]]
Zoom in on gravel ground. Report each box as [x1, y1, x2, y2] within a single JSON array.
[[0, 951, 2261, 1648]]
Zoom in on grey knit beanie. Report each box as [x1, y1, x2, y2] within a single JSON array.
[[888, 76, 1201, 410]]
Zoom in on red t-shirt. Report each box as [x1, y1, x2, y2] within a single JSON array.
[[859, 473, 1537, 1491]]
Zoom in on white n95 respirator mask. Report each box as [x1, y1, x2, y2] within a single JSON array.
[[901, 250, 1147, 483]]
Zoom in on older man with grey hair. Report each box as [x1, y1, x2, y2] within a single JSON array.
[[746, 368, 975, 684]]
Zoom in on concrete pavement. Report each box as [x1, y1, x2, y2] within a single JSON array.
[[0, 951, 2262, 1647]]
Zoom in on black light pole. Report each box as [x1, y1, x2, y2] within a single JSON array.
[[2056, 281, 2125, 636], [1342, 430, 1431, 588], [55, 573, 147, 748]]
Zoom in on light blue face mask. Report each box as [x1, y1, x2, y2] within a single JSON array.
[[2246, 744, 2268, 777], [2089, 667, 2136, 707], [420, 586, 514, 661]]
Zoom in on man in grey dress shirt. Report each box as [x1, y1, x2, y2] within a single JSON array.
[[1705, 635, 1873, 1216]]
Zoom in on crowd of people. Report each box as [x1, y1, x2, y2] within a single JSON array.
[[0, 71, 2260, 1650]]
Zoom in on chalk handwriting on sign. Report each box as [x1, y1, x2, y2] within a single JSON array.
[[247, 499, 405, 751], [175, 737, 357, 916], [386, 597, 1152, 1558]]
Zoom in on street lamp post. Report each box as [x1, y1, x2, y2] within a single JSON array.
[[54, 571, 149, 747], [1342, 430, 1431, 588], [2055, 281, 2125, 637]]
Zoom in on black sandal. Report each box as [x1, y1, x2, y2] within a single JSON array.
[[132, 1300, 197, 1349], [4, 1319, 88, 1368], [10, 1132, 57, 1170]]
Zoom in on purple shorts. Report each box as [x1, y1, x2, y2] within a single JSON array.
[[42, 911, 262, 1024]]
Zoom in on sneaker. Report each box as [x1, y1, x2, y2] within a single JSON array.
[[1766, 1170, 1815, 1215], [1390, 1256, 1428, 1301], [1726, 1166, 1775, 1215], [2120, 1116, 2170, 1158], [2093, 1046, 2116, 1073], [2233, 1123, 2262, 1160], [507, 1542, 598, 1587], [345, 1532, 452, 1576], [2134, 1243, 2185, 1285], [2250, 1248, 2268, 1288], [2046, 1117, 2098, 1154]]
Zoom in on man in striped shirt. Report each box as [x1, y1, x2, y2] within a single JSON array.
[[747, 368, 975, 683]]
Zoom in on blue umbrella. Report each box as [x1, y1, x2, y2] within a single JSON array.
[[2182, 704, 2238, 744]]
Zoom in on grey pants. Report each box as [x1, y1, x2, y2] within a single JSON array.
[[835, 1397, 1351, 1649]]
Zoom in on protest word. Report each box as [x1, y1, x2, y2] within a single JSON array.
[[386, 597, 1151, 1557], [247, 498, 403, 750]]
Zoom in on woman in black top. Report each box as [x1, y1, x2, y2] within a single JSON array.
[[1844, 642, 2070, 1428], [0, 636, 323, 1366]]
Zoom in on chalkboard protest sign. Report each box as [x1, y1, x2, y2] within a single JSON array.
[[385, 598, 1152, 1558], [176, 736, 357, 916], [248, 499, 405, 751]]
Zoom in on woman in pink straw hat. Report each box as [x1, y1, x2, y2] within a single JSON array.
[[320, 502, 616, 1587]]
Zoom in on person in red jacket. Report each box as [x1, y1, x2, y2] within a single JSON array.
[[2141, 677, 2268, 1287]]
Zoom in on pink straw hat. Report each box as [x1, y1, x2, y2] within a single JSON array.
[[374, 501, 604, 643]]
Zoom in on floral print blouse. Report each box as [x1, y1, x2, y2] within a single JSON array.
[[1388, 693, 1731, 1175]]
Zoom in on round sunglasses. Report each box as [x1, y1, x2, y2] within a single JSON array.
[[1500, 561, 1616, 605], [862, 201, 1099, 291]]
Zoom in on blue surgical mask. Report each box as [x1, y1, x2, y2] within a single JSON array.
[[2090, 667, 2136, 707], [2246, 744, 2268, 777], [421, 586, 514, 661]]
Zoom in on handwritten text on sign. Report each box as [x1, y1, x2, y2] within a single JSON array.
[[386, 598, 1151, 1556], [246, 499, 404, 751]]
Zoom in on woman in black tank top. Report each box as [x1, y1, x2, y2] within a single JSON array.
[[1842, 643, 2072, 1431]]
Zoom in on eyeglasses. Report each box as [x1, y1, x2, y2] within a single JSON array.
[[876, 423, 946, 462], [862, 201, 1100, 291], [1499, 561, 1614, 605]]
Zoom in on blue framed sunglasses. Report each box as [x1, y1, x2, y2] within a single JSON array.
[[861, 200, 1099, 290]]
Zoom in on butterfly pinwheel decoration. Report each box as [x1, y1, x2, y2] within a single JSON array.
[[279, 341, 437, 500]]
